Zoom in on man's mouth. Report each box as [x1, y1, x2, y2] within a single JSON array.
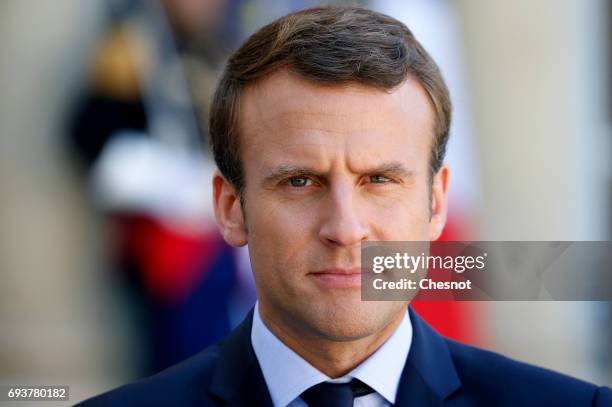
[[309, 267, 366, 289]]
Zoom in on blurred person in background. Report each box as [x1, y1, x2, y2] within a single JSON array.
[[68, 0, 255, 374], [78, 6, 611, 406]]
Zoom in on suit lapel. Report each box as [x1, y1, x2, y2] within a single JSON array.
[[395, 307, 462, 406], [208, 309, 273, 407]]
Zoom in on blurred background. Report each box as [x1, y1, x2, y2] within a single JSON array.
[[0, 0, 610, 404]]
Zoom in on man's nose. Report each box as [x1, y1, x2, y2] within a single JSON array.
[[318, 183, 368, 247]]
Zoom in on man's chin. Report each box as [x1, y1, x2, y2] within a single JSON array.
[[300, 299, 405, 342]]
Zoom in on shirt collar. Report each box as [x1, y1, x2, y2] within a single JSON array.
[[251, 302, 412, 406]]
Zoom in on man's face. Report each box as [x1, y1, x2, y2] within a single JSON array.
[[214, 69, 448, 341]]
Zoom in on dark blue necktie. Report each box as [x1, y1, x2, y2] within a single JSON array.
[[300, 378, 375, 407]]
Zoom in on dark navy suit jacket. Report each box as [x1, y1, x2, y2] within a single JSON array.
[[77, 307, 611, 406]]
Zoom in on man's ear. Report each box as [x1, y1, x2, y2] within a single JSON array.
[[212, 171, 248, 247], [429, 165, 450, 241]]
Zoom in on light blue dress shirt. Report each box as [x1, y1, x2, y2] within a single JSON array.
[[251, 303, 413, 407]]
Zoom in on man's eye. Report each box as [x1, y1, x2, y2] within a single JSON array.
[[369, 175, 391, 183], [288, 177, 312, 187]]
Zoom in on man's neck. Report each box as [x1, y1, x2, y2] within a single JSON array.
[[258, 305, 405, 378]]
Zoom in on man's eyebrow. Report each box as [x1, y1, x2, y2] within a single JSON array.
[[262, 165, 320, 184], [262, 162, 414, 184], [367, 162, 415, 179]]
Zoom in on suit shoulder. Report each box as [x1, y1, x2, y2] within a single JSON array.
[[445, 339, 608, 406], [76, 344, 222, 407]]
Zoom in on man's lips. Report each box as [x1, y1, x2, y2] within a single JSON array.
[[309, 268, 368, 288], [312, 267, 363, 275]]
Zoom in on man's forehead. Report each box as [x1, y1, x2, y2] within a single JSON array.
[[236, 69, 436, 181], [239, 69, 435, 137]]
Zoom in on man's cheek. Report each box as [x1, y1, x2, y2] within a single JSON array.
[[370, 205, 429, 238], [367, 197, 422, 221], [271, 201, 319, 231]]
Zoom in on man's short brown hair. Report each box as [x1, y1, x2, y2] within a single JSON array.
[[209, 6, 451, 194]]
